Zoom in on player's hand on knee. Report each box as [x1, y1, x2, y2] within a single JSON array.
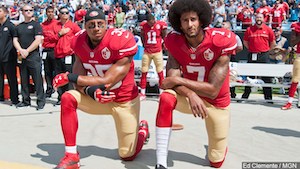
[[85, 85, 116, 103], [188, 93, 208, 119], [53, 72, 70, 89], [94, 88, 116, 103]]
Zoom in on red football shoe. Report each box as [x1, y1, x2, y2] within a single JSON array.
[[139, 120, 150, 144], [281, 102, 292, 110], [55, 152, 80, 169], [209, 147, 228, 168]]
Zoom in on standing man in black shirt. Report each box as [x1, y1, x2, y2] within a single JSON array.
[[13, 4, 45, 110], [0, 6, 19, 105]]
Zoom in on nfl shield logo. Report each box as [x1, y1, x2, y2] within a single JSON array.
[[204, 48, 214, 61], [190, 54, 196, 60], [90, 52, 94, 58]]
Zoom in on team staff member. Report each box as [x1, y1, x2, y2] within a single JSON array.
[[154, 0, 237, 168], [41, 6, 58, 98], [281, 22, 300, 110], [53, 7, 81, 105], [0, 6, 19, 105], [139, 14, 167, 100], [52, 8, 149, 169], [13, 4, 45, 110], [241, 13, 276, 102]]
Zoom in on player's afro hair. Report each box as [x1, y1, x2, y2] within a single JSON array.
[[168, 0, 212, 33]]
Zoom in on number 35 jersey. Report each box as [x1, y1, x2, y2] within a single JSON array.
[[72, 28, 138, 102], [164, 28, 237, 108]]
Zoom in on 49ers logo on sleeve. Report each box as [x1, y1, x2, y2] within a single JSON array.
[[204, 48, 214, 61], [156, 24, 161, 30], [101, 47, 111, 60]]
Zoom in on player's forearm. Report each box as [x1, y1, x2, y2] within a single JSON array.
[[176, 78, 219, 99], [26, 38, 42, 53]]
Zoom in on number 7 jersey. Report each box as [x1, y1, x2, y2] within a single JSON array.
[[72, 28, 138, 102], [164, 28, 237, 108]]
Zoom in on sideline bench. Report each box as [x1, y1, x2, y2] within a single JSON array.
[[230, 62, 300, 107]]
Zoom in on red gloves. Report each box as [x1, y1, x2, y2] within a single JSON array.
[[53, 72, 70, 88], [85, 85, 116, 103], [94, 88, 116, 103]]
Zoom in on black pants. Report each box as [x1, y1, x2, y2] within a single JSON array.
[[55, 55, 74, 101], [43, 48, 56, 95], [0, 61, 19, 103], [241, 52, 272, 100], [19, 52, 45, 106]]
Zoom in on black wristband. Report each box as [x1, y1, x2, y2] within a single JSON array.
[[67, 73, 79, 84], [84, 85, 107, 100]]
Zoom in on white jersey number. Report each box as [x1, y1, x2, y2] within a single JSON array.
[[82, 63, 122, 90], [186, 65, 205, 81], [146, 31, 157, 44]]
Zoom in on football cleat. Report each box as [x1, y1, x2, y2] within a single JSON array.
[[55, 152, 80, 169], [155, 164, 167, 169], [140, 93, 146, 101], [209, 147, 228, 168], [281, 102, 292, 110], [139, 120, 150, 145]]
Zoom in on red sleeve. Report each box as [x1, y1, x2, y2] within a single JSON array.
[[243, 28, 250, 41]]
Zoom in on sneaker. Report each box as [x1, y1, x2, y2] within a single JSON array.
[[36, 105, 45, 111], [281, 102, 292, 110], [140, 93, 146, 101], [55, 152, 80, 169], [155, 164, 167, 169], [209, 147, 228, 168], [139, 120, 150, 145], [16, 102, 30, 108]]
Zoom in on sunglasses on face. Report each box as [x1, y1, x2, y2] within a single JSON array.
[[60, 11, 69, 14], [23, 9, 33, 12]]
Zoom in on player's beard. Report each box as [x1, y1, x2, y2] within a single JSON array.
[[184, 27, 201, 38]]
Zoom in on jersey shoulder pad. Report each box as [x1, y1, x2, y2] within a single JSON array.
[[157, 20, 168, 28], [164, 31, 183, 50], [209, 28, 236, 48], [72, 30, 86, 51], [107, 28, 137, 55]]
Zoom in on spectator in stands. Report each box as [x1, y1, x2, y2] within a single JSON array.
[[226, 0, 238, 30], [256, 0, 271, 23], [74, 5, 86, 29], [13, 4, 45, 110], [136, 1, 150, 23], [281, 21, 300, 110], [270, 0, 287, 29], [269, 27, 289, 64], [0, 6, 19, 105], [41, 6, 58, 98], [240, 13, 276, 103], [240, 0, 255, 29], [53, 6, 81, 106], [125, 3, 137, 27], [222, 21, 243, 99], [115, 6, 125, 28], [213, 0, 226, 28]]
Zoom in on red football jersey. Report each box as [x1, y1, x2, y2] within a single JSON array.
[[164, 28, 237, 108], [291, 22, 300, 53], [140, 20, 168, 54], [72, 28, 138, 102]]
